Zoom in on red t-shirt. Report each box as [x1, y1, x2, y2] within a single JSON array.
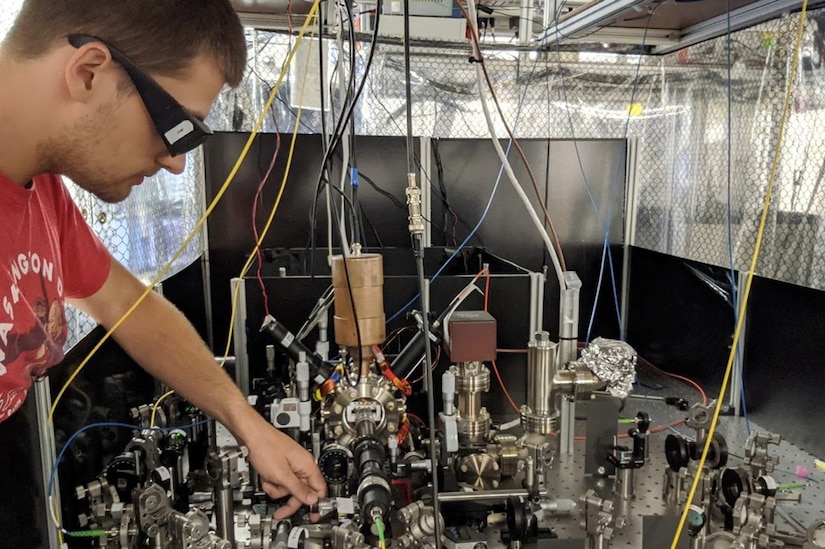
[[0, 172, 111, 421]]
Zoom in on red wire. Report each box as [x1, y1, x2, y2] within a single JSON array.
[[571, 355, 708, 440], [483, 268, 519, 412], [251, 113, 281, 317], [449, 208, 459, 246], [660, 372, 708, 406], [492, 360, 520, 413], [381, 326, 414, 352], [637, 355, 708, 406]]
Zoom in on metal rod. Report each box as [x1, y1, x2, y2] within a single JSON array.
[[415, 237, 442, 545], [214, 480, 235, 544], [438, 489, 549, 503], [230, 278, 249, 396], [35, 380, 61, 549]]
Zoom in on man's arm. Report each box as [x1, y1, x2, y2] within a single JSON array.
[[69, 258, 326, 517]]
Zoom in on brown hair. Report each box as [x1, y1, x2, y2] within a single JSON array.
[[3, 0, 247, 87]]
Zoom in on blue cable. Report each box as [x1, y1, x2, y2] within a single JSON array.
[[386, 54, 543, 325], [724, 0, 751, 435], [554, 9, 654, 343], [49, 418, 212, 533]]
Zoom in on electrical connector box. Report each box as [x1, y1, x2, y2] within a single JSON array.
[[447, 311, 497, 363]]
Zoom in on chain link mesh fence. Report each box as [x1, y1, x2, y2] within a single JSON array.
[[216, 7, 825, 292], [62, 152, 205, 349]]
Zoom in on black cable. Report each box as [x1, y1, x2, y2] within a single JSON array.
[[361, 205, 384, 248], [318, 10, 327, 142], [431, 139, 454, 244], [319, 175, 360, 222], [309, 0, 383, 281], [403, 0, 415, 175], [401, 0, 440, 539], [365, 74, 484, 245], [327, 184, 364, 386], [352, 183, 367, 245], [359, 169, 407, 210], [356, 169, 456, 243]]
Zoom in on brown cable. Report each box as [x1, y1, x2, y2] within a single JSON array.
[[454, 0, 568, 272]]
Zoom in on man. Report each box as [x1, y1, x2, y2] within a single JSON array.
[[0, 0, 327, 532]]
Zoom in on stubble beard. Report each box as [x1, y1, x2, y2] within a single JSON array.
[[39, 108, 134, 204]]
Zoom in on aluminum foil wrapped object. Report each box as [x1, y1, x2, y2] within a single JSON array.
[[578, 338, 637, 399]]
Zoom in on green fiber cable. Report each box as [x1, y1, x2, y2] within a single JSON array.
[[65, 530, 107, 538], [777, 483, 806, 490], [375, 517, 386, 549]]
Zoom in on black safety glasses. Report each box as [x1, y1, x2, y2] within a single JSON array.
[[68, 34, 213, 157]]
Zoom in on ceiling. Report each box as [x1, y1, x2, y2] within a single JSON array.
[[230, 0, 821, 54], [543, 0, 822, 54]]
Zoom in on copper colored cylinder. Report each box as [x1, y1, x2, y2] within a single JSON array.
[[331, 253, 385, 350]]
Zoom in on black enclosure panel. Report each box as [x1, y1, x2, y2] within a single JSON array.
[[203, 133, 416, 354], [0, 394, 50, 549], [203, 134, 628, 354], [626, 247, 735, 390], [626, 246, 825, 458], [433, 139, 627, 342], [744, 276, 825, 458]]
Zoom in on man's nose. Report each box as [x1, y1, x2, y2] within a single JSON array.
[[158, 152, 187, 175]]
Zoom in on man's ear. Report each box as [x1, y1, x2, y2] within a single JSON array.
[[64, 43, 115, 102]]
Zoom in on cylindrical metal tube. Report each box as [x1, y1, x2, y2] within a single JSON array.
[[590, 536, 608, 549], [459, 392, 481, 420], [442, 371, 456, 416], [617, 467, 634, 501], [539, 499, 577, 516], [215, 485, 234, 544], [527, 332, 558, 416], [331, 253, 385, 348], [332, 253, 385, 378], [525, 456, 536, 493], [558, 272, 582, 367], [261, 316, 330, 381], [273, 521, 290, 549]]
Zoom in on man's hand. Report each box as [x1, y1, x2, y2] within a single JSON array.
[[244, 423, 327, 519]]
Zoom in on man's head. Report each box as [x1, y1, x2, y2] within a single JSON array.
[[1, 1, 247, 202]]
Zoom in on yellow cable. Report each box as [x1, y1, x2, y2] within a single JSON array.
[[155, 18, 317, 415], [48, 0, 321, 422], [669, 3, 808, 547], [149, 389, 176, 428]]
